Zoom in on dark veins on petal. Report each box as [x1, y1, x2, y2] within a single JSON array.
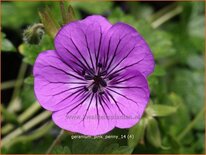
[[47, 29, 147, 122]]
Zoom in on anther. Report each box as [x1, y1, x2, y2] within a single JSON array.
[[82, 70, 86, 75], [92, 84, 99, 93], [108, 76, 113, 80], [84, 86, 89, 91], [97, 63, 102, 68], [99, 78, 107, 87], [99, 91, 105, 95], [87, 68, 95, 75], [108, 74, 118, 80], [99, 70, 107, 76]]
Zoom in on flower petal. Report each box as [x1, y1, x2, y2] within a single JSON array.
[[54, 15, 112, 73], [80, 15, 111, 32], [34, 15, 154, 136], [52, 93, 116, 136], [33, 50, 88, 111], [101, 22, 155, 77], [106, 69, 150, 128]]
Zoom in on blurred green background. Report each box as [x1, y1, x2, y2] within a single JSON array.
[[1, 1, 205, 154]]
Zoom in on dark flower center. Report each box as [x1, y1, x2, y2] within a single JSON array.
[[82, 63, 107, 93]]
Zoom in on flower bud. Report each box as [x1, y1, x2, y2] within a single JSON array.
[[23, 23, 44, 44]]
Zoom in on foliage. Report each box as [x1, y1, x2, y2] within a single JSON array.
[[18, 35, 54, 65], [1, 33, 16, 52], [1, 1, 205, 154]]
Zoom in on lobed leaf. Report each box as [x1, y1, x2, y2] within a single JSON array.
[[128, 118, 146, 148], [146, 104, 178, 117], [52, 146, 71, 154], [146, 117, 168, 149]]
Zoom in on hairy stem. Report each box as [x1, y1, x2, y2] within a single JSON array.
[[151, 5, 183, 29], [5, 121, 54, 149], [1, 111, 51, 148], [2, 102, 41, 135], [46, 129, 65, 154], [149, 3, 177, 22], [1, 79, 23, 90], [7, 62, 28, 112]]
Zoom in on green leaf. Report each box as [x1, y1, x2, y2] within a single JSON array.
[[146, 117, 161, 148], [38, 7, 60, 38], [60, 2, 76, 24], [71, 136, 130, 154], [167, 2, 204, 62], [103, 143, 133, 154], [112, 146, 134, 154], [52, 146, 71, 154], [186, 54, 204, 70], [184, 1, 205, 53], [24, 75, 34, 85], [19, 35, 54, 65], [1, 33, 16, 52], [71, 1, 113, 14], [60, 2, 69, 24], [67, 5, 76, 22], [166, 134, 180, 151], [148, 76, 159, 92], [102, 143, 120, 153], [147, 30, 176, 59], [159, 93, 191, 139], [146, 117, 168, 149], [146, 104, 178, 117], [169, 32, 199, 64], [128, 118, 146, 148], [20, 85, 36, 110], [152, 65, 166, 76], [193, 133, 204, 153], [188, 2, 205, 39], [171, 69, 204, 115], [2, 2, 41, 29], [72, 139, 104, 154], [2, 2, 62, 29], [124, 2, 154, 20], [179, 146, 196, 154]]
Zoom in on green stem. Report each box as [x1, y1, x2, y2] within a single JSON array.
[[2, 102, 41, 135], [1, 80, 23, 90], [1, 111, 51, 148], [151, 5, 183, 29], [46, 129, 64, 154], [149, 3, 177, 22], [5, 121, 54, 149], [7, 62, 28, 112], [177, 107, 205, 141]]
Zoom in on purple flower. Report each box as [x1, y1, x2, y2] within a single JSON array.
[[33, 15, 155, 136]]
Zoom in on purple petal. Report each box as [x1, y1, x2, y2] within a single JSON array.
[[106, 69, 150, 128], [33, 15, 154, 136], [52, 93, 116, 136], [80, 15, 112, 32], [33, 50, 87, 111], [54, 15, 112, 73], [101, 22, 155, 77]]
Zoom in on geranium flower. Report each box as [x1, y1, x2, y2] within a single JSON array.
[[33, 15, 155, 135]]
